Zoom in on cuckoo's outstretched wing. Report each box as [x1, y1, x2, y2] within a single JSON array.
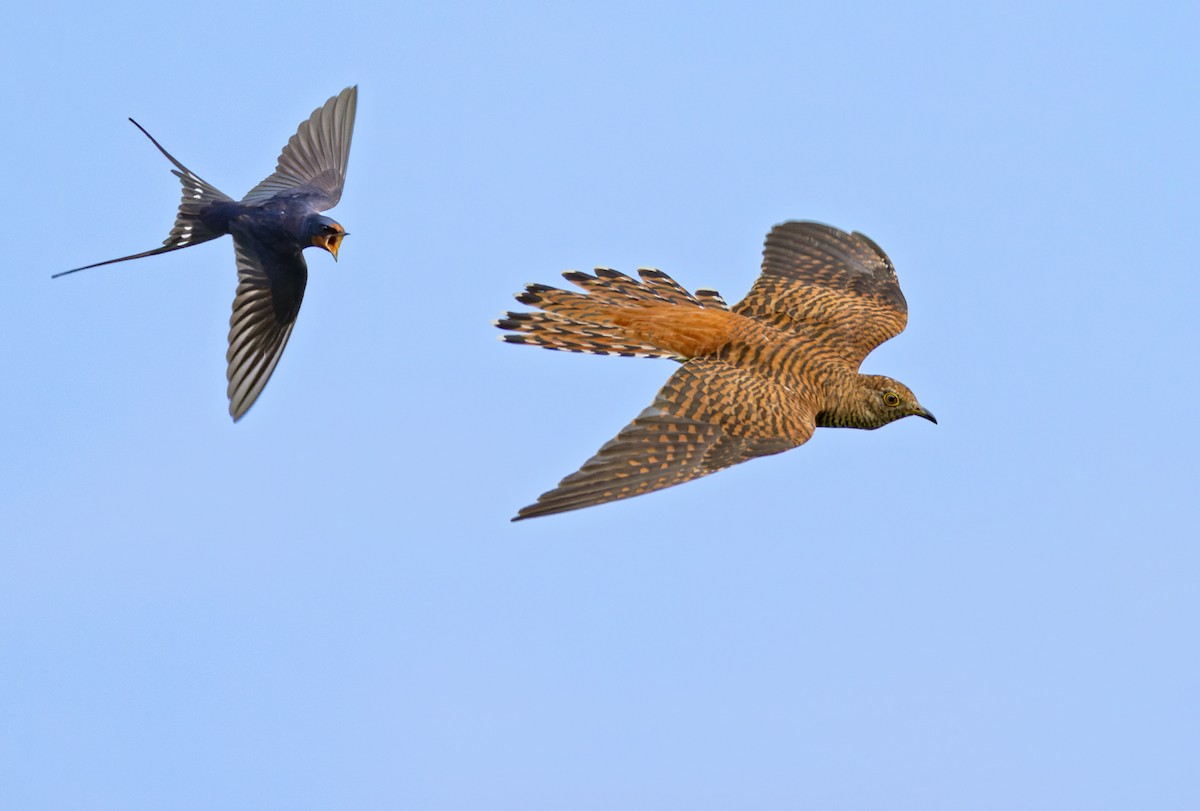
[[240, 86, 357, 210], [733, 221, 908, 368], [225, 236, 307, 421], [513, 359, 815, 520]]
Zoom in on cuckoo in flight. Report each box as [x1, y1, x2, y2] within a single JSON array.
[[496, 221, 936, 520], [55, 86, 357, 421]]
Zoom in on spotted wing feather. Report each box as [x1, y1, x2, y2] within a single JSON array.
[[733, 221, 908, 367], [513, 359, 815, 519]]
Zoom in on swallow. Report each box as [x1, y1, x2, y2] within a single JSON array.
[[56, 86, 358, 421]]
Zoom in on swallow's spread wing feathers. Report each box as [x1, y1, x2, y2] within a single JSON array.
[[225, 236, 307, 421], [240, 86, 357, 210]]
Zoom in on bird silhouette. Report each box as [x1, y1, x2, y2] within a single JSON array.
[[55, 86, 357, 421], [496, 221, 936, 520]]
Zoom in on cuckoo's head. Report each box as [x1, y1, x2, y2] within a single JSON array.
[[844, 374, 937, 429], [307, 215, 348, 260]]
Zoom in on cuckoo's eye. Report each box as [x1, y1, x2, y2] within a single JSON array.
[[883, 392, 901, 407]]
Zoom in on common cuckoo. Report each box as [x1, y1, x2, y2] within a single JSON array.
[[496, 221, 936, 520], [55, 86, 357, 421]]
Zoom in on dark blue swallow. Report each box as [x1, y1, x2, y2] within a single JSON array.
[[56, 86, 357, 421]]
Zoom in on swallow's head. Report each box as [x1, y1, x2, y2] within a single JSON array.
[[308, 216, 348, 261]]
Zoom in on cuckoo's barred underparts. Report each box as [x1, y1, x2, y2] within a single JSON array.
[[55, 87, 358, 422], [497, 221, 936, 520]]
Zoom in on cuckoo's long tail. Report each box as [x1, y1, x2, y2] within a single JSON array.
[[53, 119, 234, 279], [496, 267, 733, 359]]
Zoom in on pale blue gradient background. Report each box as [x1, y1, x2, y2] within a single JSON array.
[[3, 2, 1198, 808]]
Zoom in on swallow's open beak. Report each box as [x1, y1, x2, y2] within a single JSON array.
[[312, 229, 347, 261]]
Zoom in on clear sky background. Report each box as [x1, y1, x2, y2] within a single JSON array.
[[3, 2, 1198, 808]]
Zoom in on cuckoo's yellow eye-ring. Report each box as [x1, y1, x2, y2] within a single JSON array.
[[883, 392, 901, 407]]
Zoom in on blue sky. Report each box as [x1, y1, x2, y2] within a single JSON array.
[[3, 1, 1198, 808]]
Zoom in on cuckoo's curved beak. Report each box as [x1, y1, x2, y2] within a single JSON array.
[[916, 406, 937, 425]]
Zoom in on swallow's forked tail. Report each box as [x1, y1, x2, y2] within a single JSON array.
[[496, 267, 733, 360], [53, 120, 234, 279]]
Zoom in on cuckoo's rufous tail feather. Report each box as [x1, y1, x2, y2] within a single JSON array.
[[496, 267, 733, 360]]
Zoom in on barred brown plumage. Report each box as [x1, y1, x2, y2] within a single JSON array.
[[497, 221, 937, 520]]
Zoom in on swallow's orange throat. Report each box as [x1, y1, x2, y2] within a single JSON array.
[[311, 225, 346, 259]]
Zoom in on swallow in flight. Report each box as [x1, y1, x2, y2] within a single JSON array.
[[56, 86, 357, 420]]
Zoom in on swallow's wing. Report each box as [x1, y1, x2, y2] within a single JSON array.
[[513, 359, 816, 520], [732, 221, 908, 368], [240, 86, 357, 211], [225, 235, 308, 421]]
